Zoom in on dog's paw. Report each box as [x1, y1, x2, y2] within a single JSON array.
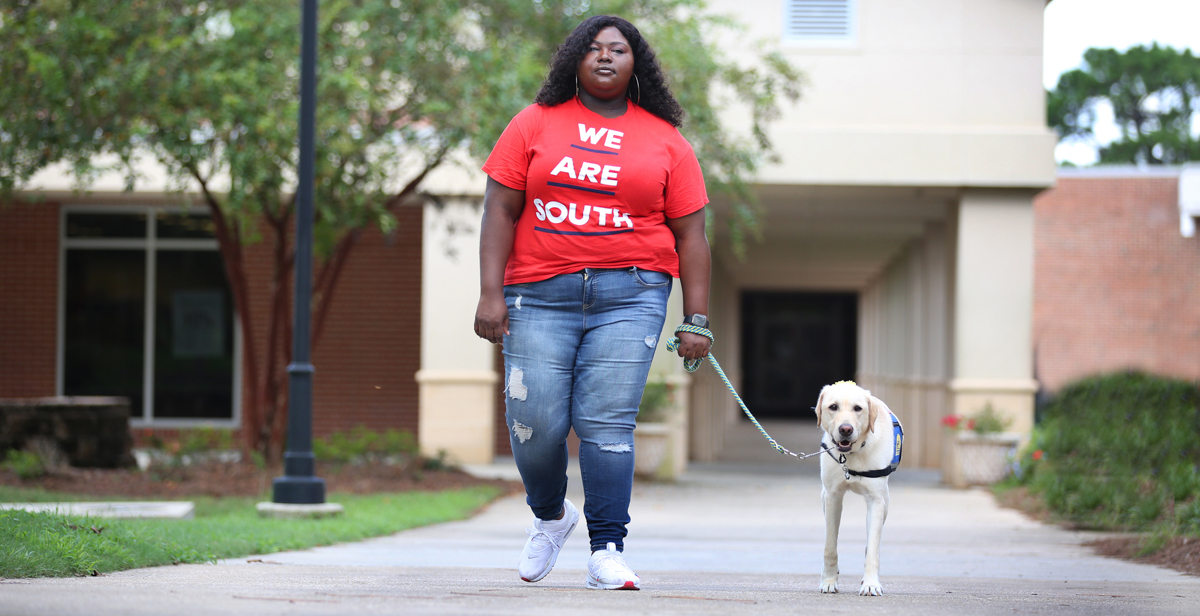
[[819, 578, 839, 593], [858, 578, 883, 596]]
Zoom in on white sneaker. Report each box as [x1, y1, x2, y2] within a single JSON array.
[[518, 499, 579, 583], [586, 542, 640, 590]]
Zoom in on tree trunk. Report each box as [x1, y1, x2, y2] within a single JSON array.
[[215, 153, 448, 463], [260, 209, 294, 464], [191, 172, 262, 456]]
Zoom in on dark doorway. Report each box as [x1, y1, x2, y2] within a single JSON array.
[[740, 292, 857, 420]]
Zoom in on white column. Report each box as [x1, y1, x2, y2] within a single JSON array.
[[950, 189, 1038, 434], [417, 199, 497, 464]]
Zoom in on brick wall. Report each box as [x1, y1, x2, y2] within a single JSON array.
[[0, 200, 422, 439], [309, 206, 422, 437], [223, 205, 424, 438], [1034, 173, 1200, 392], [0, 201, 59, 398]]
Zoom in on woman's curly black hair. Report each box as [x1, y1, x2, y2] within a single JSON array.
[[534, 15, 685, 128]]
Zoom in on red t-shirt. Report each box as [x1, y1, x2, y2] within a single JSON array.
[[482, 97, 708, 285]]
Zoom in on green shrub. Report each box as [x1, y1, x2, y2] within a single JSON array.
[[970, 402, 1011, 434], [178, 427, 233, 456], [2, 450, 46, 480], [638, 381, 673, 422], [313, 426, 418, 464], [1017, 372, 1200, 533]]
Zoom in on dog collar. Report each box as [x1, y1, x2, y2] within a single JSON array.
[[822, 412, 904, 479]]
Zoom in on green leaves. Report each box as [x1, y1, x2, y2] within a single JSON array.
[[1048, 43, 1200, 165], [3, 0, 464, 240]]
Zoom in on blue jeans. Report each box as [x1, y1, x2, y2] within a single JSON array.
[[503, 267, 671, 552]]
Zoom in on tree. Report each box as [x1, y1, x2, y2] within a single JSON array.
[[1048, 44, 1200, 165], [1, 0, 799, 460]]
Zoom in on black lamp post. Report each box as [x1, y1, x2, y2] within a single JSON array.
[[272, 0, 325, 505]]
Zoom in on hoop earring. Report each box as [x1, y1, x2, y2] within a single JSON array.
[[630, 74, 641, 105], [575, 75, 579, 97]]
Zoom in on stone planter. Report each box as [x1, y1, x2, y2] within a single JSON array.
[[633, 422, 672, 479], [0, 397, 135, 468], [632, 374, 690, 481], [947, 432, 1021, 487]]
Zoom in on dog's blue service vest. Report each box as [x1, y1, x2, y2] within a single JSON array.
[[823, 412, 904, 479]]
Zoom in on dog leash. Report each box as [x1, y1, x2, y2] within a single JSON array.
[[666, 324, 828, 461]]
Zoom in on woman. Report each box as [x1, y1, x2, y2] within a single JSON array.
[[474, 15, 712, 590]]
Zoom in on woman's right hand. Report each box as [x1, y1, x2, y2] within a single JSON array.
[[474, 292, 509, 344], [475, 177, 525, 345]]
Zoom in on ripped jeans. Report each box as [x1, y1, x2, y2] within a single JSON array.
[[503, 267, 671, 552]]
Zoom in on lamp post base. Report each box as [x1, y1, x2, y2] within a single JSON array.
[[271, 475, 327, 504], [256, 501, 343, 519]]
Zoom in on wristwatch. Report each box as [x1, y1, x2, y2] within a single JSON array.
[[683, 314, 709, 329]]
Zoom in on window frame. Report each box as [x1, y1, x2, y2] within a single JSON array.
[[57, 204, 242, 429]]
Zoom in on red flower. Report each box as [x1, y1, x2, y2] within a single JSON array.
[[941, 415, 960, 428], [966, 419, 976, 431], [1032, 450, 1043, 461]]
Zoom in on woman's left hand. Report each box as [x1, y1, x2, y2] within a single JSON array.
[[665, 208, 713, 364], [674, 330, 712, 362]]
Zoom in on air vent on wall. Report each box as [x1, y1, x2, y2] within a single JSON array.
[[784, 0, 856, 44]]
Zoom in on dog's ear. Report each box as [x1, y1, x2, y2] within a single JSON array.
[[815, 386, 829, 424], [866, 395, 881, 433]]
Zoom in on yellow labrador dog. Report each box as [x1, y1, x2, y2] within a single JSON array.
[[815, 381, 903, 596]]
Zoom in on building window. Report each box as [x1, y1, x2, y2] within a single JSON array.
[[783, 0, 858, 46], [60, 207, 239, 426]]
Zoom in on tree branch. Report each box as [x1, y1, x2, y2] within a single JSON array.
[[310, 148, 451, 349], [383, 145, 452, 214]]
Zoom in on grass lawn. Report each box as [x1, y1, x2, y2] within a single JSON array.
[[0, 484, 503, 578]]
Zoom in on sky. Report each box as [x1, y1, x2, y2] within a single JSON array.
[[1043, 0, 1200, 165]]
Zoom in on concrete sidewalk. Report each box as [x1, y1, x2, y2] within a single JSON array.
[[2, 451, 1198, 615]]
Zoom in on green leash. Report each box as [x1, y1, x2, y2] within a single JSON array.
[[666, 324, 825, 461]]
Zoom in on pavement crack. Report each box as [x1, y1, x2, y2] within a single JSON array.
[[654, 595, 758, 604], [232, 596, 340, 603]]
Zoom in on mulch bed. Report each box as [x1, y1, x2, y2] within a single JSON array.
[[0, 460, 522, 499], [1088, 536, 1200, 577], [995, 485, 1199, 577]]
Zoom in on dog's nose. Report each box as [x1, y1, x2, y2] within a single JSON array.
[[838, 424, 853, 437]]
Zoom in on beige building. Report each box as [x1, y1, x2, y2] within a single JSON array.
[[416, 0, 1056, 478]]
